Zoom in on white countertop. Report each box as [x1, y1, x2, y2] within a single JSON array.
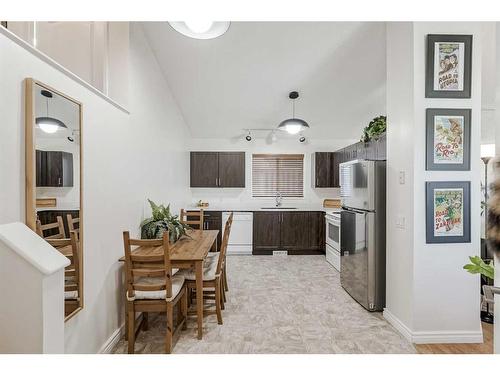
[[186, 204, 341, 213]]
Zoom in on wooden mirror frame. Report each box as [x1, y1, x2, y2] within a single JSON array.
[[24, 78, 84, 321]]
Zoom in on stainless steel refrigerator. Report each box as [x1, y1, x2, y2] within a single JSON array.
[[339, 159, 386, 311]]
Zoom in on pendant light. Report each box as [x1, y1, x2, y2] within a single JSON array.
[[168, 21, 230, 40], [36, 90, 67, 134], [278, 91, 310, 135]]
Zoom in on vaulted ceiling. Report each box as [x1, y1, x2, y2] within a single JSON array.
[[141, 22, 386, 139]]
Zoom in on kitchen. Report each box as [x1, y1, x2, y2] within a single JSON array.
[[0, 18, 493, 359], [184, 124, 387, 306]]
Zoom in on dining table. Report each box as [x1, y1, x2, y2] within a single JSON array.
[[118, 229, 218, 340]]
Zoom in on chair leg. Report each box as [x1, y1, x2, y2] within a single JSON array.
[[181, 288, 188, 330], [142, 312, 148, 331], [166, 302, 174, 354], [222, 280, 227, 303], [215, 278, 223, 325], [223, 264, 229, 292], [220, 284, 226, 310], [127, 304, 135, 354]]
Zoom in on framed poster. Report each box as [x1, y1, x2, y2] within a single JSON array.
[[426, 181, 470, 243], [426, 108, 471, 171], [425, 34, 472, 98]]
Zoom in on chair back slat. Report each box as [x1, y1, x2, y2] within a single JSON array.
[[133, 283, 167, 291], [216, 213, 233, 274], [36, 216, 66, 239], [180, 209, 204, 230], [123, 231, 173, 299], [131, 269, 166, 278], [130, 254, 164, 263], [67, 214, 80, 234]]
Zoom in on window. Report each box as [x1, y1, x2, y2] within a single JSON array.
[[252, 154, 304, 198]]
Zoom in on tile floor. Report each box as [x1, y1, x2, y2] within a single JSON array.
[[112, 255, 416, 354]]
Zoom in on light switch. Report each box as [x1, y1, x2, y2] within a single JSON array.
[[395, 215, 406, 229], [399, 171, 405, 185]]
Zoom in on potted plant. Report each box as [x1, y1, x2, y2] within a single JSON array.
[[140, 199, 191, 243], [361, 115, 387, 143], [463, 256, 496, 323]]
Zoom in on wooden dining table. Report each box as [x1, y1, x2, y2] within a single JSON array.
[[118, 229, 218, 340]]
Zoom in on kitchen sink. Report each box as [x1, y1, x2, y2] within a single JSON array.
[[261, 207, 297, 210]]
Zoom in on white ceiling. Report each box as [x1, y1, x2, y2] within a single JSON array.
[[141, 22, 386, 140]]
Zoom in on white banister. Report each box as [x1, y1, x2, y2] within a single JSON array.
[[0, 222, 70, 353]]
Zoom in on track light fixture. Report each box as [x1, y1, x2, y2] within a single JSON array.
[[299, 136, 306, 143], [245, 131, 252, 141]]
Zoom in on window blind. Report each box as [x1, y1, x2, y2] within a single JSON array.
[[252, 154, 304, 198]]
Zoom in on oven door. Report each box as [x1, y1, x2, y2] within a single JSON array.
[[325, 216, 340, 250]]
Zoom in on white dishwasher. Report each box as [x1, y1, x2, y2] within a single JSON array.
[[222, 212, 253, 255]]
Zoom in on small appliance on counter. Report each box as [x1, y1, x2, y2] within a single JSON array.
[[339, 159, 386, 312], [196, 200, 209, 208]]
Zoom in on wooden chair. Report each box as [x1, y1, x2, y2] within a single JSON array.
[[36, 216, 66, 239], [180, 208, 204, 230], [46, 231, 81, 316], [123, 231, 187, 354], [67, 214, 80, 236], [182, 212, 233, 324]]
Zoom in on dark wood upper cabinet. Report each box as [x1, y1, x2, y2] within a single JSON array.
[[190, 152, 219, 187], [375, 133, 387, 160], [253, 211, 281, 253], [218, 152, 245, 187], [280, 212, 310, 251], [313, 152, 331, 188], [190, 151, 245, 188], [36, 150, 73, 187]]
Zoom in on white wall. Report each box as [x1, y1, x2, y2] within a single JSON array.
[[385, 22, 483, 343], [385, 22, 415, 333], [187, 137, 357, 208], [0, 23, 190, 353]]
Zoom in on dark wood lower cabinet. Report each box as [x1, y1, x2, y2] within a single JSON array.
[[252, 211, 281, 254], [204, 211, 222, 251], [187, 210, 222, 251], [253, 211, 325, 255]]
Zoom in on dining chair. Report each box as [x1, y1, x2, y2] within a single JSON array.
[[206, 213, 233, 302], [181, 212, 233, 324], [46, 231, 81, 315], [122, 231, 187, 354], [67, 214, 80, 236], [180, 208, 204, 230], [36, 215, 66, 239]]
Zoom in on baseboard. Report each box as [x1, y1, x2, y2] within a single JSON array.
[[383, 308, 484, 344], [98, 324, 125, 354], [383, 308, 413, 342], [411, 330, 483, 344]]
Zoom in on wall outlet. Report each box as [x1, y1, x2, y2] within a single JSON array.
[[273, 250, 288, 256], [395, 215, 406, 229]]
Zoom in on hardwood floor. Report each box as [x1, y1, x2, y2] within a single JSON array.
[[415, 323, 494, 354]]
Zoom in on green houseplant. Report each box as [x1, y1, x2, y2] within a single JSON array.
[[463, 256, 495, 280], [361, 115, 387, 143], [140, 199, 191, 243]]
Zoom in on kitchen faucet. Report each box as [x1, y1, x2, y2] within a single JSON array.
[[275, 191, 282, 207]]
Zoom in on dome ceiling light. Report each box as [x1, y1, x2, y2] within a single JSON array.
[[36, 89, 68, 134], [168, 21, 230, 40], [278, 91, 310, 135]]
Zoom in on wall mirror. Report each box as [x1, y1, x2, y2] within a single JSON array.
[[25, 78, 83, 321]]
